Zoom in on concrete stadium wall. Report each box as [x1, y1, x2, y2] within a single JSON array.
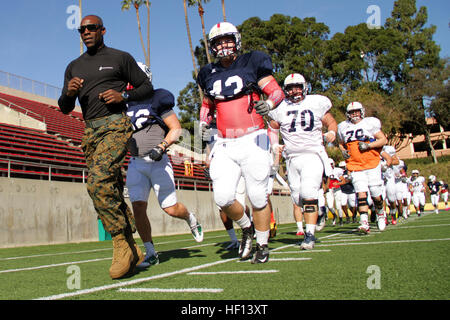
[[0, 177, 294, 248]]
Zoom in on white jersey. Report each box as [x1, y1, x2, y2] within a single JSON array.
[[410, 176, 425, 193], [393, 159, 406, 182], [381, 145, 396, 181], [268, 94, 331, 157]]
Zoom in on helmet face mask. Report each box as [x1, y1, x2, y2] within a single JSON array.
[[284, 73, 308, 102], [346, 102, 365, 123], [208, 22, 241, 59]]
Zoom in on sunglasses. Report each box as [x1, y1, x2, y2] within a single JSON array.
[[78, 24, 103, 34]]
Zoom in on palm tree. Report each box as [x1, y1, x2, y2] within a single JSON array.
[[183, 0, 203, 100], [188, 0, 211, 64], [221, 0, 226, 21], [121, 0, 151, 67]]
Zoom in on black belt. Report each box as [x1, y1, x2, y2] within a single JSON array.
[[85, 113, 125, 129]]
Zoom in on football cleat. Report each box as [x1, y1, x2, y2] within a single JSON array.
[[391, 217, 397, 225], [296, 230, 305, 236], [300, 232, 316, 250], [191, 222, 204, 243], [239, 226, 254, 260], [316, 213, 326, 231], [137, 252, 159, 268], [377, 213, 386, 231], [358, 223, 370, 234], [251, 243, 270, 264]]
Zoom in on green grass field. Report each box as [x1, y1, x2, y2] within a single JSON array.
[[1, 210, 449, 302]]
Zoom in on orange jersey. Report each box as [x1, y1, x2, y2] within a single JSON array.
[[338, 117, 382, 172]]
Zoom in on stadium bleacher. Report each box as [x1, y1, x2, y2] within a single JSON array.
[[0, 92, 210, 187]]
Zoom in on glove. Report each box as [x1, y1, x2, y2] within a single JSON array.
[[358, 141, 370, 152], [202, 125, 211, 142], [148, 146, 165, 161], [253, 100, 273, 116], [342, 150, 350, 160], [199, 122, 210, 142]]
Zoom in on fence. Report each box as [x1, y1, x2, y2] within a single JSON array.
[[0, 70, 62, 101]]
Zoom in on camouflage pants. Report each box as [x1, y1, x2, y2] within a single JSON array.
[[81, 115, 135, 236]]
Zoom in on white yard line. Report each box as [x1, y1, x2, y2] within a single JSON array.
[[316, 238, 450, 247], [270, 250, 331, 254], [188, 270, 279, 275], [0, 257, 111, 274], [35, 257, 237, 300], [118, 288, 223, 293]]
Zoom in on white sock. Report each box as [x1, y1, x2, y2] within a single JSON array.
[[255, 229, 269, 246], [227, 228, 238, 242], [305, 224, 315, 236], [144, 241, 155, 257], [296, 221, 304, 232], [360, 213, 369, 224], [236, 213, 252, 229], [185, 212, 197, 229]]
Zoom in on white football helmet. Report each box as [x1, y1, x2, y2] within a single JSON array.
[[338, 161, 346, 168], [137, 61, 152, 82], [283, 73, 308, 102], [346, 101, 365, 123], [412, 169, 419, 175], [429, 175, 436, 182], [208, 22, 241, 58]]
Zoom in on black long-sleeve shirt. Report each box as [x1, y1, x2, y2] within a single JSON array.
[[58, 46, 153, 120]]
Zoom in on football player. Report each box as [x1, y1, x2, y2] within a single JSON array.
[[427, 175, 441, 214], [338, 102, 387, 233], [439, 180, 448, 210], [336, 161, 357, 223], [380, 145, 401, 223], [197, 22, 285, 263], [125, 63, 203, 268], [325, 159, 345, 226], [409, 169, 426, 216], [268, 73, 338, 250]]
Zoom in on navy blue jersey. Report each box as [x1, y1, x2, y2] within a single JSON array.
[[126, 88, 174, 133], [340, 170, 355, 194], [197, 50, 272, 100], [428, 181, 441, 194]]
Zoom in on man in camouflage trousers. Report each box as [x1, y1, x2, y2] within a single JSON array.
[[58, 15, 154, 279]]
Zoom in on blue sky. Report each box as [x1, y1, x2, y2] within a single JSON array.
[[0, 0, 448, 110]]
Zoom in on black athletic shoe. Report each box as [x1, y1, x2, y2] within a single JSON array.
[[300, 232, 316, 250], [251, 243, 269, 264], [239, 226, 254, 259]]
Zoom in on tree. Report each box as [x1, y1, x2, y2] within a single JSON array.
[[187, 0, 212, 64], [384, 0, 442, 162], [221, 0, 226, 21], [384, 0, 441, 87], [121, 0, 151, 67], [239, 15, 330, 88]]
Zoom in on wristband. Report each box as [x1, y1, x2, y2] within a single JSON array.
[[160, 140, 169, 150]]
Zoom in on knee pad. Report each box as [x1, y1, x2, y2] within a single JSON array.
[[357, 196, 368, 209], [214, 191, 236, 208], [303, 199, 318, 213]]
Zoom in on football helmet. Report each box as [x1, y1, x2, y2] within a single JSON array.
[[429, 175, 436, 182], [338, 161, 346, 168], [283, 73, 308, 102], [346, 101, 365, 123], [208, 22, 241, 58], [137, 61, 152, 82], [329, 158, 335, 167], [412, 169, 419, 175]]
